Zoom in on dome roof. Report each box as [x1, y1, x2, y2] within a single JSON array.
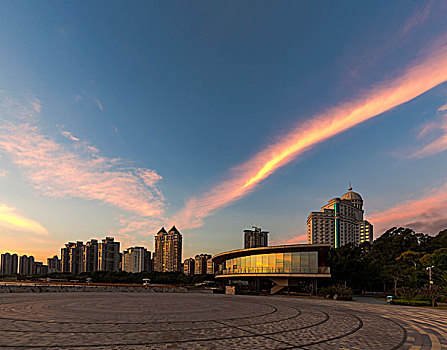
[[341, 186, 363, 201]]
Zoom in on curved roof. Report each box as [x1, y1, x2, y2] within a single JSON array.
[[341, 186, 363, 201], [212, 244, 330, 264]]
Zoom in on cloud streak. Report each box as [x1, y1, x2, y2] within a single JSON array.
[[411, 103, 447, 158], [175, 38, 447, 230], [0, 95, 165, 228], [369, 183, 447, 235], [93, 97, 104, 112], [0, 203, 49, 236], [401, 0, 434, 35], [271, 234, 308, 246]]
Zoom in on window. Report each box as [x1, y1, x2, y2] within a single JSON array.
[[256, 255, 262, 268], [284, 253, 292, 272], [268, 254, 275, 270], [262, 254, 268, 268], [292, 252, 300, 271]]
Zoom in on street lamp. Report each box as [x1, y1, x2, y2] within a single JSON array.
[[426, 266, 434, 288], [408, 260, 417, 284]]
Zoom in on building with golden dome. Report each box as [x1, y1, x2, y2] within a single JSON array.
[[307, 186, 373, 248]]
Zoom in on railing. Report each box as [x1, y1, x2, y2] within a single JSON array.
[[216, 266, 330, 275]]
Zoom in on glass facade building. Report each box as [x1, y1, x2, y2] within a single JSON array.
[[213, 244, 331, 277], [223, 251, 319, 275]]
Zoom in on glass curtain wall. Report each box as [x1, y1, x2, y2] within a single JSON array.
[[222, 251, 318, 274]]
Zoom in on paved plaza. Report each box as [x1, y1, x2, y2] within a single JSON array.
[[0, 292, 445, 349]]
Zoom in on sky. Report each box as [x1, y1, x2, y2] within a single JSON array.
[[1, 1, 447, 262]]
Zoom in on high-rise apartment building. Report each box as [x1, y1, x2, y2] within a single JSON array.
[[69, 241, 84, 274], [33, 261, 48, 275], [0, 253, 18, 275], [154, 226, 182, 272], [206, 257, 218, 275], [122, 247, 152, 273], [47, 256, 61, 273], [194, 254, 211, 275], [244, 226, 269, 249], [61, 243, 74, 273], [183, 258, 195, 275], [19, 255, 34, 275], [83, 239, 98, 272], [98, 237, 120, 272], [61, 237, 121, 274], [307, 186, 374, 248]]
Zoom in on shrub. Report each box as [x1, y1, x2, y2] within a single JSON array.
[[318, 284, 352, 299], [391, 299, 431, 307]]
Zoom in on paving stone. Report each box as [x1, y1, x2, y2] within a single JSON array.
[[0, 293, 445, 349]]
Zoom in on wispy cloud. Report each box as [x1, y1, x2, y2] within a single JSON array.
[[410, 103, 447, 158], [401, 0, 434, 35], [61, 130, 80, 142], [174, 38, 447, 230], [111, 126, 124, 143], [271, 234, 307, 246], [369, 183, 447, 235], [0, 94, 165, 234], [93, 97, 103, 112], [0, 203, 49, 236]]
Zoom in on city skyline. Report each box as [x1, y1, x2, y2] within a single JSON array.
[[1, 1, 447, 261]]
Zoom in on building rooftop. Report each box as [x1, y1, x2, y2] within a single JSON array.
[[341, 186, 363, 201]]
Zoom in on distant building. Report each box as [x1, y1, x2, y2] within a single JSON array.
[[98, 237, 120, 272], [206, 257, 218, 275], [183, 258, 195, 275], [47, 256, 61, 273], [61, 241, 84, 274], [83, 239, 98, 273], [122, 247, 152, 273], [154, 226, 182, 272], [244, 226, 269, 249], [307, 186, 373, 248], [33, 261, 48, 275], [69, 241, 84, 274], [19, 255, 35, 275], [61, 243, 74, 273], [0, 253, 18, 275], [194, 254, 211, 275]]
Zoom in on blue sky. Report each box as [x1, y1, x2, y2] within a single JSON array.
[[1, 1, 447, 261]]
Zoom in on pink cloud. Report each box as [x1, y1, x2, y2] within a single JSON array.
[[61, 130, 80, 141], [369, 183, 447, 235], [0, 95, 165, 222], [271, 234, 308, 246], [411, 108, 447, 158], [174, 37, 447, 230]]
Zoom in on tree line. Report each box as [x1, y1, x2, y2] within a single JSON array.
[[327, 227, 447, 297]]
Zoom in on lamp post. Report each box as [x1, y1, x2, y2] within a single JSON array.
[[408, 260, 417, 284], [426, 266, 434, 289]]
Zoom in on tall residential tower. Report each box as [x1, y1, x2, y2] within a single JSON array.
[[244, 226, 269, 249], [154, 226, 182, 272]]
